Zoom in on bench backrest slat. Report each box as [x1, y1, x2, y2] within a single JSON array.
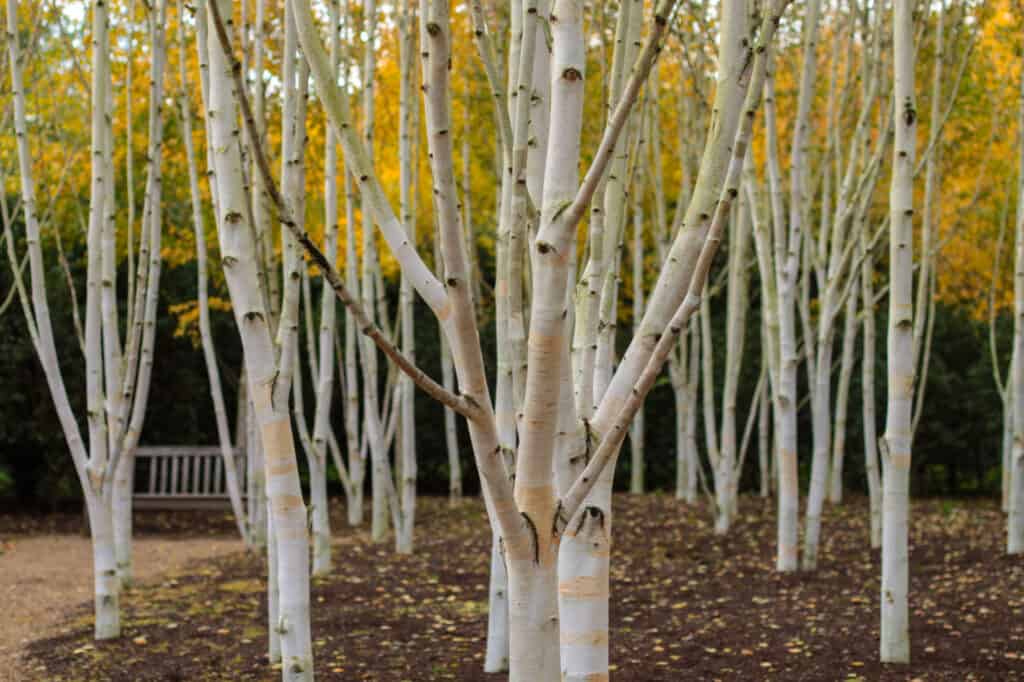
[[133, 447, 244, 509]]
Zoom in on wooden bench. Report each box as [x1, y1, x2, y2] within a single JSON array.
[[134, 446, 245, 511]]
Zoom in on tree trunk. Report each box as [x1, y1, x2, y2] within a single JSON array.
[[180, 5, 249, 544], [862, 237, 882, 549], [1008, 52, 1024, 554], [206, 2, 313, 676], [880, 0, 917, 663], [396, 0, 418, 556], [829, 278, 859, 504], [765, 62, 800, 573], [484, 532, 510, 672], [86, 494, 120, 640]]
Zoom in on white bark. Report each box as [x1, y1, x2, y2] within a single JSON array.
[[880, 0, 917, 663], [205, 2, 313, 677], [342, 163, 365, 528], [789, 0, 824, 572], [4, 0, 171, 639], [717, 175, 752, 533], [286, 1, 778, 680], [862, 219, 882, 549], [765, 61, 800, 572], [558, 2, 779, 677], [829, 274, 859, 504], [1008, 51, 1024, 554], [629, 149, 646, 495], [306, 0, 343, 577], [395, 0, 418, 556], [179, 0, 249, 546]]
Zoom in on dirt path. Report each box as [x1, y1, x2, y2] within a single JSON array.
[[0, 534, 242, 680]]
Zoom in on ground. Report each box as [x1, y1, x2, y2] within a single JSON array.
[[0, 511, 244, 680], [4, 495, 1023, 680]]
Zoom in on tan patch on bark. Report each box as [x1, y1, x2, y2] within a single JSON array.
[[262, 419, 298, 475], [560, 629, 610, 646], [272, 494, 305, 513], [515, 483, 554, 507], [559, 575, 608, 599]]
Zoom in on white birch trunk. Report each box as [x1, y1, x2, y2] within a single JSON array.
[[85, 495, 120, 639], [789, 0, 824, 572], [686, 321, 700, 504], [765, 63, 800, 572], [307, 0, 344, 577], [342, 166, 365, 527], [114, 1, 170, 589], [629, 129, 646, 495], [396, 0, 417, 556], [718, 184, 752, 534], [829, 277, 859, 504], [179, 0, 249, 545], [1008, 54, 1024, 554], [205, 2, 313, 676], [880, 0, 917, 662], [862, 225, 882, 549], [758, 362, 771, 498]]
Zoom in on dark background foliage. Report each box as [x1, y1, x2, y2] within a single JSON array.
[[0, 232, 1009, 510]]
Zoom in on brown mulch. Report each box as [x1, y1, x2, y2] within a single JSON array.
[[18, 495, 1024, 681]]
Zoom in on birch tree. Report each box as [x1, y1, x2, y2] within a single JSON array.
[[1008, 48, 1024, 555], [763, 53, 802, 572], [178, 0, 249, 547], [4, 0, 167, 636], [803, 1, 889, 569], [286, 1, 792, 679], [880, 0, 917, 662], [205, 1, 313, 677]]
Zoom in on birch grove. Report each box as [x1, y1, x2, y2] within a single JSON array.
[[9, 0, 1024, 678]]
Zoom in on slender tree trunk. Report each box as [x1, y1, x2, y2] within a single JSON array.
[[307, 0, 343, 576], [765, 62, 800, 573], [880, 0, 917, 663], [179, 0, 248, 545], [267, 507, 281, 662], [205, 2, 313, 676], [342, 167, 365, 527], [85, 0, 114, 628], [1008, 53, 1024, 554], [791, 0, 825, 572], [629, 156, 646, 495], [718, 186, 752, 533], [396, 0, 418, 555], [862, 243, 882, 548], [358, 0, 393, 544], [912, 1, 944, 443], [758, 362, 771, 498], [829, 277, 859, 504]]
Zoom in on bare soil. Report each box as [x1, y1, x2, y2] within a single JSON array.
[[0, 510, 243, 681], [15, 495, 1024, 680]]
